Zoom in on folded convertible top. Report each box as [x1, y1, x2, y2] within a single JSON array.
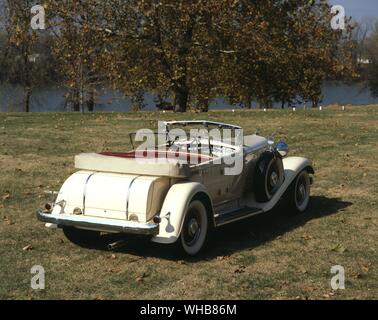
[[75, 153, 191, 178]]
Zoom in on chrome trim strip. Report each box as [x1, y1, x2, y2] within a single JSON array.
[[83, 172, 96, 215], [214, 209, 263, 227], [163, 120, 242, 130], [125, 176, 140, 220], [37, 211, 159, 236]]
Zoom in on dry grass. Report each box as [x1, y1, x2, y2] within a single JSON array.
[[0, 105, 377, 300]]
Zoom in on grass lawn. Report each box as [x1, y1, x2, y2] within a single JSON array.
[[0, 105, 377, 300]]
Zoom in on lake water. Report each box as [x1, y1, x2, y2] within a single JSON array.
[[0, 81, 376, 112]]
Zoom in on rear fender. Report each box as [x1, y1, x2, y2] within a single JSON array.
[[152, 182, 213, 244]]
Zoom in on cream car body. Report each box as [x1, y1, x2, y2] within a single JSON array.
[[38, 121, 314, 255]]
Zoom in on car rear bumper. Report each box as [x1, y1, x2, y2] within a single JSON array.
[[37, 211, 159, 235]]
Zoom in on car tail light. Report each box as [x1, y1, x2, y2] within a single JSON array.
[[153, 215, 161, 224], [43, 203, 53, 213], [129, 214, 139, 222], [73, 207, 83, 215]]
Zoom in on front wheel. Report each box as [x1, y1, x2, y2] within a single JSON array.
[[179, 200, 209, 256], [286, 170, 311, 213]]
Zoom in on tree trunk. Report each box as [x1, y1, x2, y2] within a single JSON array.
[[244, 97, 252, 109], [23, 46, 32, 113], [87, 90, 95, 112], [198, 98, 209, 112], [79, 61, 85, 113], [73, 90, 80, 112], [174, 81, 189, 113], [25, 86, 31, 112]]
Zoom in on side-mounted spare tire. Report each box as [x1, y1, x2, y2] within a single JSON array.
[[254, 151, 285, 202]]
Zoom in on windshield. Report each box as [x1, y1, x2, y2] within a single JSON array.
[[129, 121, 243, 158], [129, 131, 237, 158]]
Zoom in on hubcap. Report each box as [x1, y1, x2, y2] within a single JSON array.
[[270, 171, 279, 187], [183, 209, 201, 247], [266, 158, 283, 198], [188, 218, 199, 237], [296, 174, 309, 207], [298, 184, 306, 202]]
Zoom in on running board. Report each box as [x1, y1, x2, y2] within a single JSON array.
[[214, 207, 263, 227]]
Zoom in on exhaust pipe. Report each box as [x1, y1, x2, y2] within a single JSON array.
[[107, 240, 127, 251]]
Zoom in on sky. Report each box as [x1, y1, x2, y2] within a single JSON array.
[[329, 0, 378, 21]]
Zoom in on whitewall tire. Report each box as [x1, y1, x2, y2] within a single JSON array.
[[287, 170, 311, 213], [179, 200, 208, 256]]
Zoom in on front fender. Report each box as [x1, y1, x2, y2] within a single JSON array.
[[152, 182, 211, 244], [282, 156, 314, 177], [255, 156, 314, 212]]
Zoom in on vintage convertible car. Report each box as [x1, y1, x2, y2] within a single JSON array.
[[37, 120, 314, 256]]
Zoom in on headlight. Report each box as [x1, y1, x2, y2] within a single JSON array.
[[276, 141, 289, 157]]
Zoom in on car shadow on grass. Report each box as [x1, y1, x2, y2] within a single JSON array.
[[202, 196, 352, 260], [86, 196, 352, 261]]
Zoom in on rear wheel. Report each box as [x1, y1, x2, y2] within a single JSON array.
[[179, 200, 209, 256], [286, 170, 311, 213], [62, 227, 101, 247]]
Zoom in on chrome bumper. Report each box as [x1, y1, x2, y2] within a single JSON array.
[[37, 211, 159, 236]]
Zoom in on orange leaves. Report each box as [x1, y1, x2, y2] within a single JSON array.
[[2, 0, 356, 112]]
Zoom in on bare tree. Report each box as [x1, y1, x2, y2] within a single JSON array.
[[364, 21, 378, 97], [3, 0, 40, 112]]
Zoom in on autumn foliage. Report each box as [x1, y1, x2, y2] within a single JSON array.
[[2, 0, 356, 111]]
